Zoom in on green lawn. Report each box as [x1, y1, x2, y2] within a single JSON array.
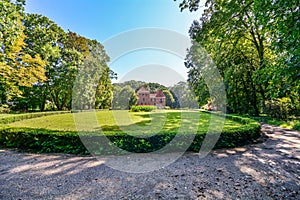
[[10, 110, 242, 134], [1, 110, 261, 154], [252, 116, 300, 131], [0, 111, 70, 124], [0, 113, 26, 118]]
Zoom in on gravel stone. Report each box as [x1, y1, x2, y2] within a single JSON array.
[[0, 124, 299, 199]]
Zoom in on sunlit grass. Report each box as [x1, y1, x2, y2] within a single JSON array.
[[9, 110, 243, 134], [265, 119, 300, 131], [251, 115, 300, 131], [0, 114, 25, 118]]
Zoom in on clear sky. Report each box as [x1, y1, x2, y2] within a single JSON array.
[[25, 0, 204, 86]]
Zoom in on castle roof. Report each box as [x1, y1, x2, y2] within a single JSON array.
[[137, 86, 165, 98], [155, 90, 165, 98], [137, 86, 150, 94]]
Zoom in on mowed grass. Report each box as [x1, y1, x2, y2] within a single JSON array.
[[9, 110, 242, 134], [0, 113, 27, 118]]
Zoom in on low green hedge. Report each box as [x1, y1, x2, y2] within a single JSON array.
[[0, 111, 70, 124], [293, 123, 300, 131], [0, 127, 88, 154], [0, 114, 261, 154], [131, 105, 157, 112]]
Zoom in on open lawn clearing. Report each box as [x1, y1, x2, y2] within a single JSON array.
[[9, 110, 242, 133], [1, 111, 260, 154]]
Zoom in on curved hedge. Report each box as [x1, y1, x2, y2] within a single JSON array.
[[0, 111, 70, 124], [0, 112, 261, 154]]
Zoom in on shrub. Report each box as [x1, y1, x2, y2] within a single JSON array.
[[0, 104, 10, 113], [131, 105, 157, 112], [293, 123, 300, 131], [265, 98, 293, 119], [0, 127, 88, 154]]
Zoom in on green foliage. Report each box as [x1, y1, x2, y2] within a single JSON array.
[[0, 1, 46, 103], [72, 38, 113, 111], [179, 0, 299, 117], [0, 104, 10, 113], [293, 123, 300, 131], [112, 85, 137, 110], [0, 1, 114, 112], [0, 127, 88, 154], [169, 81, 198, 108], [114, 80, 146, 91], [265, 98, 294, 119], [131, 105, 157, 112], [253, 0, 299, 96], [162, 89, 175, 107], [95, 67, 113, 109]]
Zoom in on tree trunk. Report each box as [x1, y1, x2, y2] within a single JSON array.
[[40, 94, 46, 111]]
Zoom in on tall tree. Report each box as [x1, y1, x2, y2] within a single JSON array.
[[95, 66, 113, 109], [22, 13, 66, 110], [178, 0, 299, 115], [0, 0, 46, 105], [112, 85, 137, 110], [72, 37, 113, 110], [170, 81, 198, 108]]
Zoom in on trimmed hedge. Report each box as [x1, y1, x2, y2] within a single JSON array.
[[131, 105, 157, 112], [0, 113, 261, 154], [0, 111, 70, 124], [0, 127, 88, 154]]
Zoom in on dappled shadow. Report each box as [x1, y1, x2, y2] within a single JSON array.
[[101, 111, 181, 132], [0, 124, 299, 199], [98, 112, 184, 136], [98, 111, 213, 134]]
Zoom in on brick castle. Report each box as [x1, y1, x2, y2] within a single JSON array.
[[136, 86, 166, 108]]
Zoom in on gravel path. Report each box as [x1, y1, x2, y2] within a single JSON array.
[[0, 124, 299, 199]]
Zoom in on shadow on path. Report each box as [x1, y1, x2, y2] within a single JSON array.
[[0, 124, 299, 199]]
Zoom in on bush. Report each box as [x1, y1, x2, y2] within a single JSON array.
[[293, 123, 300, 131], [0, 111, 70, 124], [131, 105, 157, 112], [265, 98, 293, 119], [0, 127, 88, 154], [0, 113, 261, 154], [0, 104, 10, 113]]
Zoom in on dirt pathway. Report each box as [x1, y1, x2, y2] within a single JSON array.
[[0, 124, 299, 199]]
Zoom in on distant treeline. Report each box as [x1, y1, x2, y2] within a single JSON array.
[[0, 0, 115, 112], [112, 80, 199, 110], [178, 0, 299, 118]]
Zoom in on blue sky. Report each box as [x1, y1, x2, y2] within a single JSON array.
[[25, 0, 204, 86]]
